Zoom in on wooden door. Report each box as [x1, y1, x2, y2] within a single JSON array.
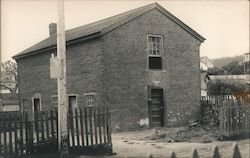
[[149, 89, 164, 127]]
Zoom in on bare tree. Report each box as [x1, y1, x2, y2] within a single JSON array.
[[0, 60, 18, 93]]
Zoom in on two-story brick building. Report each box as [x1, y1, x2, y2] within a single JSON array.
[[13, 3, 205, 129]]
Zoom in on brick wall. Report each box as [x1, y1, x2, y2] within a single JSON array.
[[17, 8, 202, 129], [17, 37, 105, 117], [103, 8, 201, 129]]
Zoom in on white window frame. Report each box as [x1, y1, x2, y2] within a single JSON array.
[[84, 92, 96, 107], [51, 94, 79, 109], [147, 35, 163, 57], [31, 94, 42, 121]]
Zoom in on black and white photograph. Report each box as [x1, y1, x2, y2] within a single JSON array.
[[0, 0, 249, 157]]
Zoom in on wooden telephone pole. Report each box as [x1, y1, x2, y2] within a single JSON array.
[[57, 0, 68, 156]]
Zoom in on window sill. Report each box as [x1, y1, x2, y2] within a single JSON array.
[[146, 69, 166, 72]]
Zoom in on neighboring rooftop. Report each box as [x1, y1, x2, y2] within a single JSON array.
[[0, 93, 19, 106], [13, 2, 205, 60]]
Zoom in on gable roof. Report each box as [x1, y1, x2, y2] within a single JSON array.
[[0, 93, 19, 106], [200, 71, 211, 80], [13, 2, 205, 60]]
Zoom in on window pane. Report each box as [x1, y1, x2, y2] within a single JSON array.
[[147, 36, 162, 57], [87, 95, 95, 106], [148, 37, 153, 42], [149, 57, 162, 69], [156, 50, 160, 55], [155, 37, 160, 43]]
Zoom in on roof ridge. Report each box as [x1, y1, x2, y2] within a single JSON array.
[[13, 2, 205, 59], [67, 2, 156, 33]]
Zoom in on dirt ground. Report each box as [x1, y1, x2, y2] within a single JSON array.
[[105, 129, 250, 158]]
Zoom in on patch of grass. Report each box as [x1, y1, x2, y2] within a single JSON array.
[[146, 125, 223, 143]]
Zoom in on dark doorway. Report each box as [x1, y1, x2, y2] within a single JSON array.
[[149, 89, 164, 127], [33, 98, 41, 112], [68, 95, 77, 110]]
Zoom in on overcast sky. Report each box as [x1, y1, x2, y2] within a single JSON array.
[[1, 0, 249, 62]]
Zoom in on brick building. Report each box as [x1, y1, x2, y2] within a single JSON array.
[[13, 3, 205, 129]]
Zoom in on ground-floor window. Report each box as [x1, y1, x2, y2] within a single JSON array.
[[52, 94, 78, 110], [84, 92, 96, 107]]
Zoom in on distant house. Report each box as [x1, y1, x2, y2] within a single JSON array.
[[200, 71, 210, 97], [0, 93, 19, 111], [13, 3, 205, 129], [243, 52, 250, 62], [0, 71, 17, 93], [200, 56, 214, 71]]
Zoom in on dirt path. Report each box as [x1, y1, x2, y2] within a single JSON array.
[[108, 130, 250, 158]]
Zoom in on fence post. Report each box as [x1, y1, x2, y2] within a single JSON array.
[[212, 146, 220, 158], [98, 106, 102, 144], [192, 148, 199, 158], [89, 107, 94, 145], [19, 112, 23, 155], [84, 107, 89, 146], [8, 113, 13, 155], [93, 107, 98, 145], [79, 108, 84, 146], [170, 151, 177, 158], [69, 109, 75, 147], [75, 109, 80, 146], [232, 143, 241, 158], [14, 113, 18, 155]]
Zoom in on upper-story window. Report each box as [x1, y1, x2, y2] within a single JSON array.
[[147, 35, 163, 69]]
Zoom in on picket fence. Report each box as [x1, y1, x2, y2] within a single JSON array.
[[201, 94, 250, 137], [0, 106, 112, 156], [149, 143, 243, 158]]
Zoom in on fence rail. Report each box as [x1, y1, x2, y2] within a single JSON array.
[[0, 106, 112, 156]]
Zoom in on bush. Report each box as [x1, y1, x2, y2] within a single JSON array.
[[207, 79, 245, 95]]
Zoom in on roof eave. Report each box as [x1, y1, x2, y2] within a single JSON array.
[[155, 4, 205, 42], [13, 31, 102, 60]]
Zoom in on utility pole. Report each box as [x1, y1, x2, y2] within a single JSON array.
[[57, 0, 68, 156]]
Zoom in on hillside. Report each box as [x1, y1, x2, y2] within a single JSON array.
[[211, 55, 244, 68]]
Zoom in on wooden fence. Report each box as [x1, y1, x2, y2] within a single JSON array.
[[0, 106, 112, 156], [201, 94, 250, 137], [149, 143, 243, 158]]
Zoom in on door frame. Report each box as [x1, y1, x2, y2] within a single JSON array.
[[148, 86, 165, 127], [31, 93, 42, 120]]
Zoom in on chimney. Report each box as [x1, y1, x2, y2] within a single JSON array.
[[49, 23, 57, 36]]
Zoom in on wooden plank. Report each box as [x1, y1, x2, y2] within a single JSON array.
[[79, 108, 84, 146], [84, 107, 89, 146], [107, 106, 112, 144], [98, 106, 102, 144], [14, 112, 18, 155], [55, 110, 59, 140], [75, 109, 80, 146], [89, 107, 93, 145], [41, 111, 45, 141], [0, 118, 1, 151], [69, 109, 75, 147], [93, 107, 98, 144], [50, 110, 55, 141], [35, 111, 39, 143], [45, 112, 50, 139], [102, 107, 107, 143], [29, 118, 34, 154], [19, 112, 23, 155], [3, 114, 7, 154], [24, 112, 29, 154], [8, 113, 13, 155]]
